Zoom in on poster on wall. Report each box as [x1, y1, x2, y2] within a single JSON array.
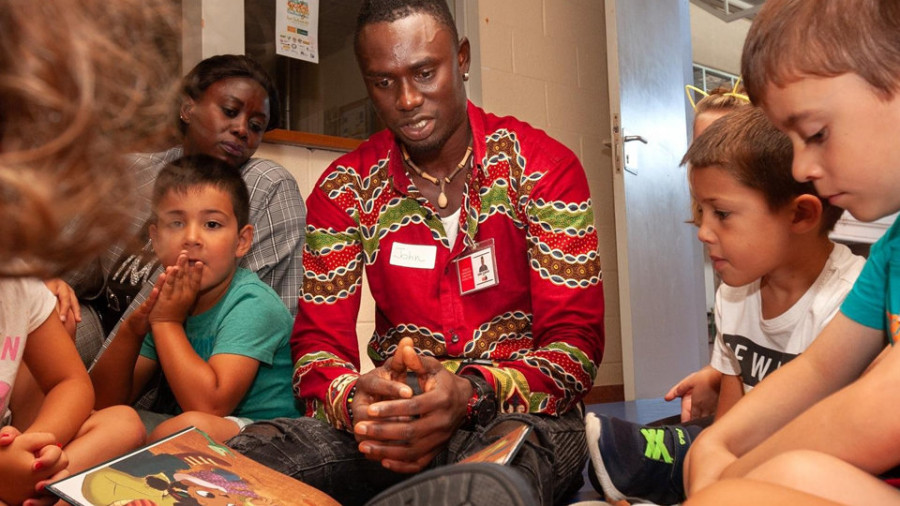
[[276, 0, 319, 63]]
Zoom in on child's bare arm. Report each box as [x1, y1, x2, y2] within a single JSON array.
[[22, 311, 93, 446], [713, 374, 743, 420], [150, 255, 261, 415], [176, 353, 261, 415], [722, 327, 898, 479], [91, 272, 165, 408], [685, 313, 883, 495], [665, 365, 723, 422], [152, 316, 261, 415]]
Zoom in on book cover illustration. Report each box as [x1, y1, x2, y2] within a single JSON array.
[[47, 427, 339, 506], [459, 422, 532, 465]]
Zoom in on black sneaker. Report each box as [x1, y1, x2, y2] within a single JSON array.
[[585, 413, 692, 505], [364, 462, 538, 506]]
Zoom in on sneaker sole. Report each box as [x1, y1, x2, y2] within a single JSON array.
[[585, 412, 628, 503], [365, 462, 537, 506]]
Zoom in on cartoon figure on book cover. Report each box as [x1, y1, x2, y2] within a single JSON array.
[[80, 441, 270, 505], [49, 429, 338, 506]]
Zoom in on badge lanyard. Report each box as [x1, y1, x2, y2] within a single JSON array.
[[453, 238, 499, 295]]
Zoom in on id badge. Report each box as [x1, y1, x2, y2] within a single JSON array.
[[454, 239, 499, 295]]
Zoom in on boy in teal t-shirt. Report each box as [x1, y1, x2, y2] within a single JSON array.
[[92, 154, 299, 443], [138, 267, 296, 421]]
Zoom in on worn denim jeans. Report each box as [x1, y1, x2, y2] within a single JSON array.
[[227, 407, 587, 506]]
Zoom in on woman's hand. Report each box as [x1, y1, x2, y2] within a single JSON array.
[[43, 279, 80, 339]]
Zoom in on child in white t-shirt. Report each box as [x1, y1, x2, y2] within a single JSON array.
[[586, 106, 864, 505], [0, 278, 145, 505]]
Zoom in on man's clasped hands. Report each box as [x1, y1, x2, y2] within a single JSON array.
[[351, 337, 476, 473]]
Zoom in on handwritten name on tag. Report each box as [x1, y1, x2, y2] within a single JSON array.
[[390, 242, 437, 269]]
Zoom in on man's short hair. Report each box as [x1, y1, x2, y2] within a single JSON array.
[[742, 0, 900, 104], [354, 0, 458, 55], [152, 154, 251, 229], [682, 107, 843, 234]]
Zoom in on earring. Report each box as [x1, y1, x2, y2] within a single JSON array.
[[180, 114, 188, 122], [463, 72, 469, 81]]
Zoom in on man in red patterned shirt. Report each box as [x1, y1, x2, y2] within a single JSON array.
[[228, 1, 604, 504]]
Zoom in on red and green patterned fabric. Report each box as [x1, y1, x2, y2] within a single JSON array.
[[292, 102, 605, 431]]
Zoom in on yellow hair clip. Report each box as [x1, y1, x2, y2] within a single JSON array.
[[685, 84, 707, 110], [685, 77, 750, 111], [725, 76, 750, 102]]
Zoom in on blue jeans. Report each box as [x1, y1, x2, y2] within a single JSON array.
[[227, 407, 587, 506]]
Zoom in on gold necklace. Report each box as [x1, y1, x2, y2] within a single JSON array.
[[401, 143, 473, 209]]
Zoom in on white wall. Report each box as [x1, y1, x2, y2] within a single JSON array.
[[476, 0, 618, 388], [689, 2, 751, 74], [254, 143, 377, 373], [182, 0, 246, 71]]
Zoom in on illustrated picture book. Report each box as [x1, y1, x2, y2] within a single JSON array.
[[459, 422, 532, 465], [47, 426, 340, 506]]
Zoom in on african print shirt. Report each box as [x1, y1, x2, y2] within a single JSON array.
[[293, 102, 604, 430]]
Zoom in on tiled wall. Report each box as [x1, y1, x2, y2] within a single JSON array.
[[254, 142, 378, 373], [256, 0, 622, 388], [476, 0, 620, 388]]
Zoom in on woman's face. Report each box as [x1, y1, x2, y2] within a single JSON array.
[[181, 76, 270, 167]]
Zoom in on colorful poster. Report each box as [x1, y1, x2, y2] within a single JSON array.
[[276, 0, 319, 63]]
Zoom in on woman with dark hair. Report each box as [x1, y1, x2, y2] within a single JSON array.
[[177, 54, 282, 162], [59, 54, 305, 369]]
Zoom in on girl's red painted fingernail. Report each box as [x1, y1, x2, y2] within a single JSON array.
[[56, 442, 63, 448], [33, 461, 44, 471]]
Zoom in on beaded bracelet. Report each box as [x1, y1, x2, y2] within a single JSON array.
[[346, 384, 358, 426]]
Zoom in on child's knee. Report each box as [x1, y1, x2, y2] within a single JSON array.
[[745, 450, 828, 485], [92, 405, 145, 446], [149, 411, 207, 441], [168, 411, 208, 429]]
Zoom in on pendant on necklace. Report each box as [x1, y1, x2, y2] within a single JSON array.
[[401, 143, 473, 210]]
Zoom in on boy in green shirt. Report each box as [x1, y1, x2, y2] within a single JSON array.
[[92, 155, 299, 442]]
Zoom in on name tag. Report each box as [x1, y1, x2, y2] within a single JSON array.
[[390, 242, 437, 269], [455, 239, 499, 295]]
